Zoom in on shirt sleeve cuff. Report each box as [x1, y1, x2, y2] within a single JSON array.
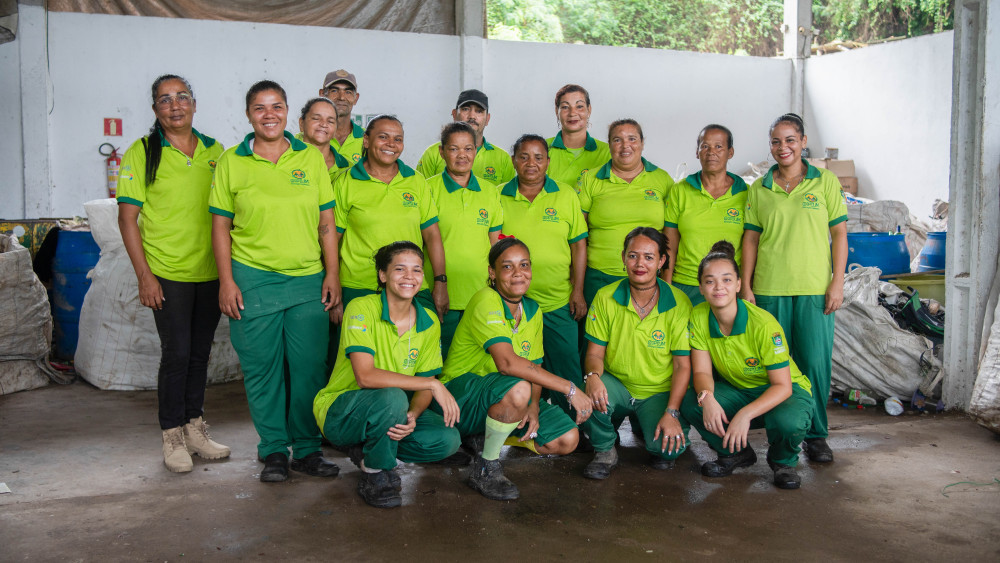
[[569, 232, 588, 244], [319, 200, 336, 211], [766, 360, 789, 370], [584, 333, 608, 347], [345, 345, 375, 357], [209, 206, 235, 219], [828, 215, 847, 227], [117, 196, 144, 207], [744, 223, 762, 232], [420, 216, 440, 230], [671, 349, 691, 356], [482, 336, 512, 351]]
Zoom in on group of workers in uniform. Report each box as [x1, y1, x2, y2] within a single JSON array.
[[116, 68, 847, 509]]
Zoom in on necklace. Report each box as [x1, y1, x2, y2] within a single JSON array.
[[631, 286, 659, 316], [776, 170, 804, 191], [509, 301, 523, 334]]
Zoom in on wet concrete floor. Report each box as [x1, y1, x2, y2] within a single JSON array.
[[1, 381, 998, 562]]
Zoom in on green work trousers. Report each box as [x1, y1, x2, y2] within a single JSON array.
[[680, 380, 814, 467], [323, 388, 461, 470], [542, 305, 583, 416], [580, 267, 625, 358], [755, 294, 833, 440], [416, 289, 462, 358], [581, 373, 689, 459], [327, 286, 377, 372], [228, 263, 329, 459], [672, 281, 704, 307]]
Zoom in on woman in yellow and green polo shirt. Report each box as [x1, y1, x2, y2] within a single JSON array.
[[330, 115, 448, 368], [499, 134, 588, 418], [579, 118, 674, 306], [741, 113, 848, 465], [547, 84, 610, 189], [680, 241, 813, 489], [118, 74, 229, 474], [417, 122, 502, 356], [581, 227, 692, 480], [296, 97, 350, 182], [438, 238, 594, 501], [663, 124, 747, 306], [314, 241, 463, 509], [209, 80, 340, 483]]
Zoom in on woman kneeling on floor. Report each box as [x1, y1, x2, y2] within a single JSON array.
[[680, 241, 814, 489], [438, 237, 594, 501], [581, 227, 693, 479], [312, 241, 463, 508]]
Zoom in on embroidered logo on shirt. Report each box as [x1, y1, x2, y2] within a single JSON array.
[[290, 169, 309, 186], [520, 341, 531, 356], [402, 192, 418, 208], [743, 356, 763, 375], [802, 193, 820, 209], [771, 333, 782, 346], [485, 166, 497, 179], [644, 189, 659, 201], [477, 208, 490, 226], [543, 207, 559, 222], [403, 347, 419, 368], [350, 314, 365, 322], [724, 208, 742, 224], [208, 160, 217, 169], [745, 357, 760, 367], [648, 329, 666, 349]]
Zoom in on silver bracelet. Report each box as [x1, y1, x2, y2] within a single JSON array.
[[565, 382, 576, 400]]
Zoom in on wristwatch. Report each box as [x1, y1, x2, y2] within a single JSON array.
[[434, 275, 448, 283], [666, 408, 681, 419]]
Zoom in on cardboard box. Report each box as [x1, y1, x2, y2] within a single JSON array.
[[838, 176, 858, 195], [806, 158, 855, 177]]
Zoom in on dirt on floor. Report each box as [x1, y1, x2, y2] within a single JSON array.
[[1, 381, 998, 562]]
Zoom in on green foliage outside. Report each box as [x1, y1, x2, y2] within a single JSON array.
[[486, 0, 954, 56]]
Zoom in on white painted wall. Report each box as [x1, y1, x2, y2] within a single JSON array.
[[0, 33, 24, 218], [804, 32, 953, 217], [484, 39, 792, 179], [36, 12, 462, 218]]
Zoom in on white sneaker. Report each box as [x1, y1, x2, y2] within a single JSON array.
[[162, 427, 193, 472], [183, 417, 231, 460]]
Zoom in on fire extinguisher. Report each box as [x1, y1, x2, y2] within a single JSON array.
[[99, 142, 121, 198]]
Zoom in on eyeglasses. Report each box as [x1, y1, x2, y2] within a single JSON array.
[[155, 93, 193, 107]]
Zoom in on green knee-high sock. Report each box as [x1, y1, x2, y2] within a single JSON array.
[[483, 416, 520, 461]]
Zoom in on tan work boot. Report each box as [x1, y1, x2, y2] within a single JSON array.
[[183, 417, 231, 460], [162, 427, 193, 472]]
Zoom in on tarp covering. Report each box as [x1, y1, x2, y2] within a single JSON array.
[[48, 0, 456, 34], [0, 0, 16, 45]]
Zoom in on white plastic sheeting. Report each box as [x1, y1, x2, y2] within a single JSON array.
[[832, 266, 939, 398], [74, 199, 242, 390], [0, 235, 53, 394], [969, 298, 1000, 434]]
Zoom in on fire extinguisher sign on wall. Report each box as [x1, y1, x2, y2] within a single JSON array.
[[99, 142, 121, 198]]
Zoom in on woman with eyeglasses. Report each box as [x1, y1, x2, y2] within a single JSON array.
[[117, 74, 229, 474]]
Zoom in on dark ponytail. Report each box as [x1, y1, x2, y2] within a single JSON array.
[[697, 240, 740, 282], [146, 74, 194, 186]]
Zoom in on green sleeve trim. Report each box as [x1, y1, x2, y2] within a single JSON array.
[[319, 200, 336, 212], [420, 216, 440, 230], [416, 368, 442, 378], [568, 232, 588, 244], [209, 206, 234, 219], [584, 334, 608, 347], [744, 223, 762, 232], [766, 360, 789, 370], [482, 336, 512, 351], [117, 196, 144, 208], [690, 346, 707, 351], [665, 221, 679, 229], [828, 215, 848, 227], [671, 349, 691, 356], [336, 226, 346, 234], [532, 358, 544, 365], [345, 345, 375, 357], [488, 225, 502, 232]]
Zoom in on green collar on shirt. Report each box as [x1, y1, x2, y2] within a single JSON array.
[[611, 278, 678, 314], [234, 130, 306, 156], [684, 171, 748, 195], [481, 138, 496, 151], [708, 299, 749, 338], [500, 175, 560, 197], [594, 157, 658, 180], [379, 290, 435, 332], [443, 170, 482, 193], [550, 131, 598, 151], [159, 128, 217, 149], [760, 158, 821, 189], [349, 157, 417, 181]]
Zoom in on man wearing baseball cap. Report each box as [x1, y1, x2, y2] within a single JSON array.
[[416, 89, 515, 184], [319, 69, 364, 163]]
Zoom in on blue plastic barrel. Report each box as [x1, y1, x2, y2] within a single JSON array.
[[917, 231, 946, 272], [51, 230, 100, 359], [846, 232, 910, 275]]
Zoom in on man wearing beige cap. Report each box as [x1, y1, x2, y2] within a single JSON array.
[[319, 69, 365, 163], [416, 89, 515, 184]]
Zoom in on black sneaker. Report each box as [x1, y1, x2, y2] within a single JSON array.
[[701, 446, 757, 477], [461, 433, 485, 455], [260, 452, 289, 483], [804, 438, 834, 463], [649, 455, 675, 471], [357, 470, 402, 508], [768, 457, 801, 489], [348, 444, 400, 490], [468, 455, 519, 500], [290, 451, 340, 478], [583, 448, 618, 480]]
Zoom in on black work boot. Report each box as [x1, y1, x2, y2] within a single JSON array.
[[348, 445, 400, 491], [260, 452, 289, 483], [804, 438, 834, 463], [468, 455, 519, 500], [357, 470, 402, 508], [768, 457, 802, 489], [701, 445, 757, 477], [583, 448, 618, 480], [290, 451, 340, 477]]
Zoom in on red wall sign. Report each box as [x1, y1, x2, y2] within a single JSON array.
[[104, 118, 122, 136]]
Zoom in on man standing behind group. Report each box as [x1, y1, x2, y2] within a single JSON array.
[[319, 69, 364, 164], [416, 89, 515, 185]]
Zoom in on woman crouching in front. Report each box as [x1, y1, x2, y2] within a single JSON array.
[[680, 241, 814, 489]]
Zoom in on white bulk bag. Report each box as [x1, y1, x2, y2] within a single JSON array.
[[969, 298, 1000, 434], [0, 235, 54, 394]]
